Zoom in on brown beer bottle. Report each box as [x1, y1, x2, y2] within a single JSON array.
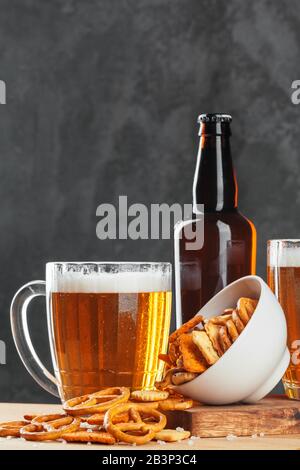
[[175, 114, 256, 325]]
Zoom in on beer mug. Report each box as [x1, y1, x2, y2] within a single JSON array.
[[267, 240, 300, 400], [10, 262, 172, 401]]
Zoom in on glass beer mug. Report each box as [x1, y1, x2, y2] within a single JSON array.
[[10, 262, 172, 401], [268, 240, 300, 400]]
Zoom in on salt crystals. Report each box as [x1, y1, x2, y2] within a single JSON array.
[[176, 427, 185, 432], [157, 440, 166, 445], [226, 434, 237, 441]]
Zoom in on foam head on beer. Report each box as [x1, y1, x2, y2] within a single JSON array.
[[48, 269, 171, 293], [268, 240, 300, 267]]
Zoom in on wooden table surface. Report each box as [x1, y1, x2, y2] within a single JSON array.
[[0, 403, 299, 450]]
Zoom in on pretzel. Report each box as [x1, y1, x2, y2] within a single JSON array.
[[160, 297, 258, 386], [121, 405, 166, 432], [158, 354, 173, 367], [169, 315, 203, 343], [237, 297, 258, 323], [171, 371, 198, 385], [0, 420, 29, 437], [210, 314, 232, 325], [192, 330, 219, 365], [232, 310, 245, 333], [226, 319, 239, 342], [128, 401, 159, 409], [223, 308, 234, 315], [167, 388, 184, 398], [178, 333, 208, 373], [205, 321, 223, 356], [31, 413, 66, 424], [155, 367, 185, 390], [20, 414, 80, 441], [155, 429, 191, 442], [23, 414, 37, 421], [158, 397, 194, 411], [130, 390, 169, 402], [169, 341, 181, 365], [63, 387, 130, 416], [219, 326, 232, 352], [61, 429, 116, 444], [104, 403, 166, 445], [87, 410, 130, 426]]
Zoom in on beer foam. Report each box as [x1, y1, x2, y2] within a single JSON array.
[[48, 271, 171, 293], [268, 244, 300, 267]]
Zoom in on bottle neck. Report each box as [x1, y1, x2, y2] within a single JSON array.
[[193, 133, 238, 213]]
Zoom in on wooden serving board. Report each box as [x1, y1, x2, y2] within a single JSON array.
[[165, 396, 300, 438]]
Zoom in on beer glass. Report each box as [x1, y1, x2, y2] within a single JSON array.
[[10, 262, 172, 401], [267, 240, 300, 400]]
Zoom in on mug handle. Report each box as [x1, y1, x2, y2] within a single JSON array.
[[10, 281, 59, 397]]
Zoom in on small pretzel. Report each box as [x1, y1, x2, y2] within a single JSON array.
[[219, 326, 232, 352], [128, 401, 159, 409], [232, 310, 245, 333], [87, 410, 130, 426], [237, 297, 258, 323], [210, 314, 232, 326], [104, 403, 166, 445], [116, 405, 166, 432], [169, 315, 203, 343], [63, 387, 130, 416], [155, 429, 191, 442], [158, 353, 173, 367], [23, 414, 37, 421], [20, 414, 80, 441], [32, 413, 67, 424], [61, 429, 116, 444], [167, 388, 184, 398], [169, 341, 181, 365], [226, 319, 239, 342], [155, 367, 185, 390], [172, 371, 198, 385], [158, 397, 194, 411], [0, 420, 29, 437], [130, 390, 169, 402]]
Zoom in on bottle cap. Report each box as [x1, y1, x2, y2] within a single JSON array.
[[198, 114, 232, 135]]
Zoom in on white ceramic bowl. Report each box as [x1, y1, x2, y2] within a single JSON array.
[[174, 275, 290, 405]]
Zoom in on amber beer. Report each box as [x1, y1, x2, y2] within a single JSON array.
[[49, 264, 172, 400], [268, 240, 300, 400]]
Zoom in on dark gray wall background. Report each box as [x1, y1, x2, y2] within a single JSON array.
[[0, 0, 299, 402]]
